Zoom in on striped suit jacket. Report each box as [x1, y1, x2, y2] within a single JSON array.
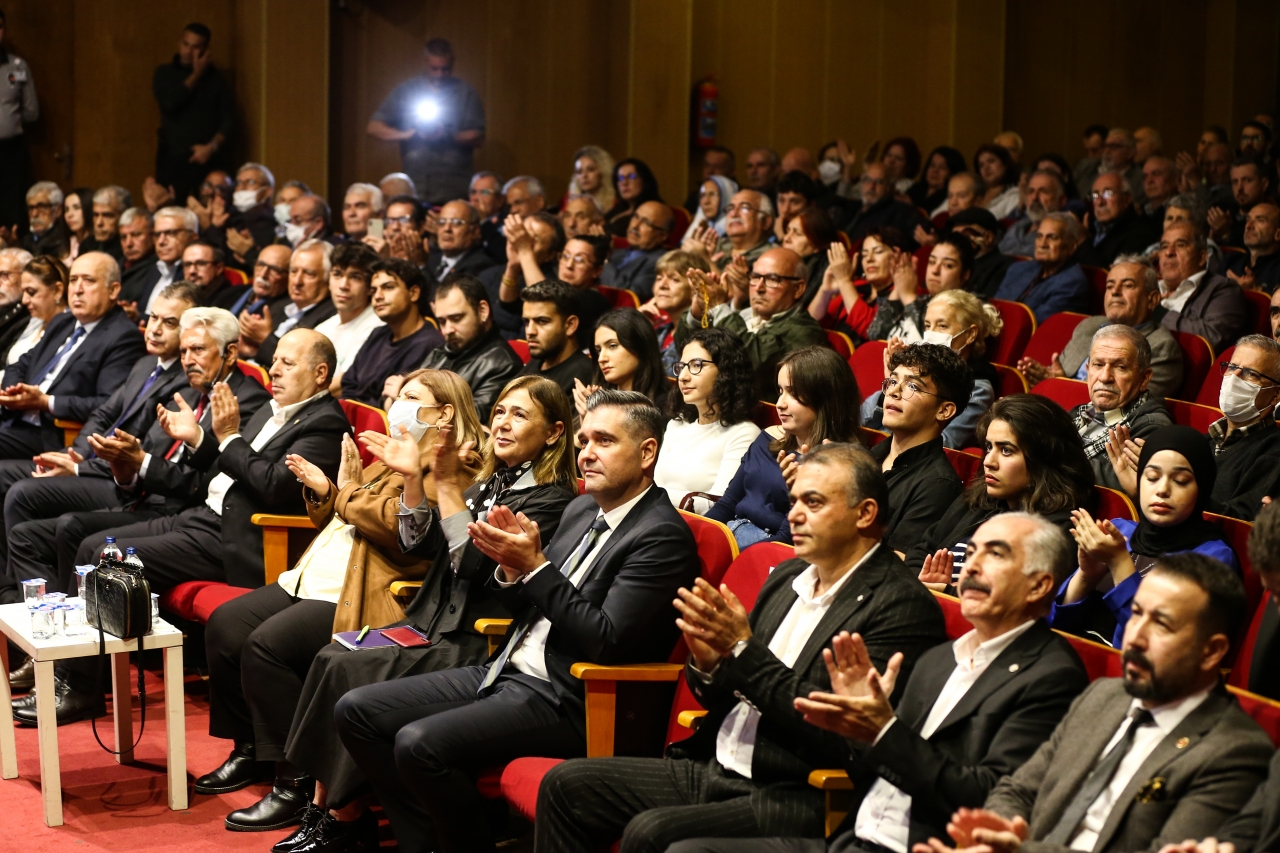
[[667, 547, 947, 834]]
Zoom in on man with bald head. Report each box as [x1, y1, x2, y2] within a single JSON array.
[[424, 198, 495, 295], [780, 147, 818, 179], [676, 246, 826, 397], [1078, 171, 1161, 267], [1157, 220, 1250, 352], [600, 199, 672, 302], [0, 251, 146, 457], [1226, 201, 1280, 294], [841, 161, 927, 249]]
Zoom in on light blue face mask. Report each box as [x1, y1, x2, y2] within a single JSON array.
[[387, 399, 437, 442]]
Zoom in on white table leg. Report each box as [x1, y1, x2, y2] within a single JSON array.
[[110, 651, 134, 765], [164, 645, 187, 811], [34, 660, 62, 827], [0, 644, 14, 779]]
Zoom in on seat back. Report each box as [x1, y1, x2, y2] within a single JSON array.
[[665, 542, 795, 745], [1081, 265, 1108, 313], [1095, 486, 1138, 522], [1030, 377, 1090, 410], [1230, 686, 1280, 747], [1204, 512, 1261, 619], [678, 511, 739, 588], [931, 591, 974, 640], [752, 400, 781, 429], [1196, 345, 1233, 407], [826, 330, 855, 362], [989, 299, 1037, 365], [944, 447, 982, 485], [666, 206, 692, 249], [598, 285, 641, 310], [1173, 331, 1214, 401], [237, 359, 271, 391], [992, 363, 1029, 397], [1244, 289, 1272, 336], [1166, 399, 1224, 432], [913, 245, 931, 280], [509, 340, 532, 364], [1229, 591, 1272, 690], [849, 339, 887, 402], [1063, 633, 1125, 680], [224, 267, 249, 285], [1022, 312, 1089, 366], [339, 400, 389, 467], [859, 426, 889, 447]]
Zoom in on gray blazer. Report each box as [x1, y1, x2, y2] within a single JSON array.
[[1159, 273, 1251, 355], [1060, 316, 1185, 401], [985, 678, 1273, 853]]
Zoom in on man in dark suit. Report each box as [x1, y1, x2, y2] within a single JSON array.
[[599, 200, 673, 302], [1076, 172, 1161, 269], [118, 207, 159, 300], [117, 206, 197, 323], [422, 199, 497, 298], [0, 251, 146, 458], [335, 390, 701, 853], [182, 240, 247, 311], [915, 553, 1271, 853], [1157, 221, 1250, 354], [535, 442, 947, 853], [0, 281, 199, 568], [239, 239, 336, 366], [668, 512, 1090, 853]]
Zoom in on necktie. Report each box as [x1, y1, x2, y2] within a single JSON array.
[[105, 364, 166, 436], [163, 394, 209, 461], [229, 289, 256, 317], [479, 515, 611, 692], [29, 325, 86, 387], [1042, 707, 1156, 846]]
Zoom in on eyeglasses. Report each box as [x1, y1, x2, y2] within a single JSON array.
[[673, 358, 716, 376], [471, 188, 497, 197], [728, 202, 763, 215], [386, 215, 415, 226], [437, 217, 475, 228], [748, 272, 804, 290], [183, 259, 215, 270], [1090, 189, 1121, 202], [154, 228, 190, 240], [255, 260, 287, 277], [881, 376, 939, 400], [616, 172, 641, 183], [1221, 361, 1280, 386], [561, 253, 593, 267], [631, 214, 669, 232], [27, 202, 56, 213]]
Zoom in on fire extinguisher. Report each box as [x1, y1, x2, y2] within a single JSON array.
[[694, 77, 718, 148]]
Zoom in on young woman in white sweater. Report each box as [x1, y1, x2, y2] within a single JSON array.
[[653, 327, 760, 513]]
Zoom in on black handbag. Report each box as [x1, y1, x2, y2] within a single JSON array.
[[85, 557, 153, 754]]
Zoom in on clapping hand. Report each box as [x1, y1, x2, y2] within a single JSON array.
[[687, 268, 727, 320], [919, 548, 954, 591], [572, 378, 600, 420], [32, 449, 83, 478], [86, 428, 144, 467], [468, 504, 545, 581], [209, 382, 241, 442], [238, 304, 272, 347], [673, 577, 752, 672], [430, 422, 476, 488], [336, 433, 364, 489], [794, 631, 902, 741], [226, 227, 255, 260], [777, 444, 809, 489], [286, 452, 330, 498], [1014, 354, 1063, 386], [1103, 425, 1142, 497], [157, 392, 202, 445], [360, 425, 425, 477], [1070, 508, 1130, 587]]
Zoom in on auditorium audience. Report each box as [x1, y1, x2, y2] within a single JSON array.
[[197, 368, 485, 830], [517, 279, 596, 397], [599, 201, 672, 302], [841, 162, 926, 249], [1017, 256, 1184, 399], [910, 145, 967, 214], [210, 161, 278, 264], [645, 248, 710, 372], [534, 441, 946, 853], [605, 158, 662, 238], [1237, 502, 1280, 705], [228, 242, 291, 318], [772, 170, 821, 242], [653, 327, 759, 513], [240, 238, 335, 364], [1077, 171, 1161, 268], [470, 171, 506, 261], [808, 226, 909, 341], [1226, 200, 1280, 293], [314, 242, 384, 390], [745, 147, 782, 201], [973, 144, 1020, 220], [122, 205, 197, 320], [422, 199, 496, 294], [340, 258, 444, 407], [684, 174, 738, 241], [340, 182, 382, 242], [573, 308, 666, 419], [1157, 220, 1250, 353], [182, 240, 246, 310], [947, 207, 1016, 298], [489, 210, 564, 340], [118, 207, 158, 295], [560, 195, 605, 239], [707, 346, 861, 548], [910, 394, 1095, 581], [0, 248, 36, 363], [80, 185, 129, 261], [1142, 155, 1180, 217], [283, 193, 337, 248], [711, 188, 775, 276], [781, 207, 837, 309], [22, 181, 71, 257], [870, 231, 975, 343], [994, 212, 1090, 322], [61, 188, 92, 256], [1053, 425, 1236, 648], [672, 513, 1089, 853], [369, 194, 428, 267], [1210, 156, 1271, 249]]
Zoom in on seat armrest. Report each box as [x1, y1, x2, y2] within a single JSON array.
[[678, 492, 722, 512], [54, 418, 84, 446], [809, 769, 852, 790], [676, 709, 707, 730], [570, 662, 685, 758], [570, 663, 684, 681], [389, 581, 422, 598], [250, 513, 316, 585], [809, 769, 854, 836], [475, 618, 512, 656]]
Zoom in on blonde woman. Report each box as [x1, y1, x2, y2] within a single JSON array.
[[566, 144, 617, 213]]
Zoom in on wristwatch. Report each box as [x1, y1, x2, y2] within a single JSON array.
[[730, 638, 750, 658]]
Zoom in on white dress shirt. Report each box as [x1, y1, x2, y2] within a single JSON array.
[[203, 391, 329, 516], [314, 304, 384, 375], [275, 514, 355, 602], [713, 547, 879, 779], [28, 316, 102, 424], [1069, 686, 1213, 851], [1160, 269, 1207, 313], [498, 486, 652, 684], [144, 260, 177, 315], [275, 299, 323, 339], [6, 314, 47, 366], [854, 620, 1037, 853]]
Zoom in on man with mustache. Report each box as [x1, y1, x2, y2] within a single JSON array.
[[913, 552, 1271, 853], [999, 170, 1068, 257], [1018, 256, 1184, 400], [663, 512, 1090, 853]]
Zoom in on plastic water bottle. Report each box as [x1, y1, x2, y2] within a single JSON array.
[[124, 547, 144, 570], [100, 537, 123, 562]]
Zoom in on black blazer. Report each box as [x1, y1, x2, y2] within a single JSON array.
[[833, 620, 1089, 851], [119, 258, 168, 312], [254, 298, 339, 367], [123, 370, 272, 512], [668, 549, 947, 834], [487, 486, 701, 737], [140, 391, 349, 587], [1, 305, 146, 424], [1219, 748, 1280, 853], [424, 245, 499, 299], [0, 301, 29, 361], [73, 354, 189, 470]]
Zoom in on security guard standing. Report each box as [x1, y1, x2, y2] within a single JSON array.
[[0, 8, 38, 241]]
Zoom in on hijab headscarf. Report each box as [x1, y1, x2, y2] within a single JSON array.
[[1127, 425, 1225, 557], [684, 175, 739, 239]]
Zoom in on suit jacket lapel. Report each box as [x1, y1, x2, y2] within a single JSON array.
[[251, 395, 330, 455], [788, 549, 895, 676], [575, 487, 664, 585], [1043, 691, 1134, 828], [543, 501, 598, 570], [898, 651, 959, 731], [931, 621, 1054, 734]]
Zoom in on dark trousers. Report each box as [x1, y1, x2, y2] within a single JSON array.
[[204, 582, 335, 761], [0, 458, 37, 578], [535, 757, 764, 853], [666, 840, 824, 853], [4, 476, 123, 590], [335, 665, 584, 853], [72, 504, 225, 592], [0, 421, 59, 463]]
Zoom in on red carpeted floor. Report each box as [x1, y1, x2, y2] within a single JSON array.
[[6, 666, 305, 853]]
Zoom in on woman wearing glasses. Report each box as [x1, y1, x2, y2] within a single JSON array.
[[654, 327, 760, 513], [706, 345, 862, 548], [605, 158, 663, 238]]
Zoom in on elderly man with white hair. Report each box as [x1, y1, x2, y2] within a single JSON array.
[[203, 161, 279, 266], [0, 246, 32, 349], [21, 181, 70, 256], [994, 212, 1091, 322], [342, 182, 384, 242], [121, 204, 198, 321], [999, 169, 1068, 256]]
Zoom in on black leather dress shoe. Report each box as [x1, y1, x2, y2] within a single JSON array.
[[272, 803, 325, 853], [225, 775, 316, 832], [195, 742, 270, 795], [292, 810, 379, 853], [13, 679, 104, 726], [8, 657, 33, 691], [11, 687, 36, 714]]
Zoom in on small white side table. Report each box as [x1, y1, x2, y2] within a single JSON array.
[[0, 602, 187, 827]]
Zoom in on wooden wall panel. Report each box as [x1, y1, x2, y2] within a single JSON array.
[[3, 1, 76, 185]]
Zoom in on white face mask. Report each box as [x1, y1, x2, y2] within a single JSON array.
[[284, 222, 308, 247], [922, 329, 962, 349], [1219, 372, 1268, 422], [274, 202, 292, 225], [233, 190, 261, 213], [387, 399, 436, 442], [818, 159, 842, 185]]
